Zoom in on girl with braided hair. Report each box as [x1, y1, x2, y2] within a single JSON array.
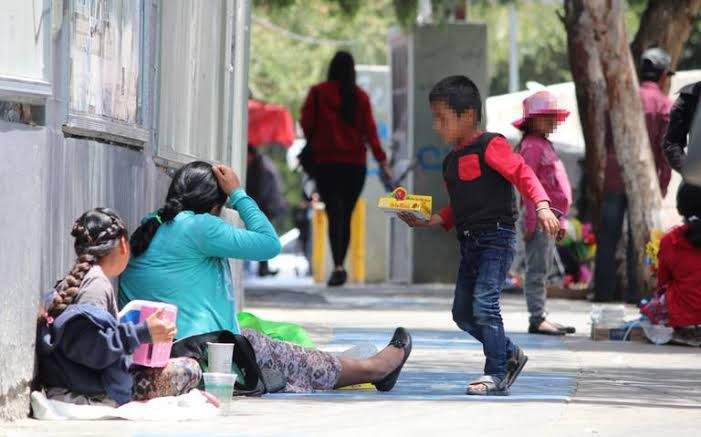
[[37, 208, 202, 406]]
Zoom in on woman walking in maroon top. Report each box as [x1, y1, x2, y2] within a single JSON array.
[[301, 51, 390, 286]]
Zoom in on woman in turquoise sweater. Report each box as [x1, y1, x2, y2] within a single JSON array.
[[119, 161, 411, 393]]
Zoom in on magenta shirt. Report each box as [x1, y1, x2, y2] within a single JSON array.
[[519, 134, 572, 232]]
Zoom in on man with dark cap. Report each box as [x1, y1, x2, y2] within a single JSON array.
[[594, 47, 674, 303]]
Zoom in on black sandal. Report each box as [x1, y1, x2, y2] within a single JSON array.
[[529, 321, 566, 336], [373, 328, 412, 392], [552, 321, 576, 334], [505, 346, 528, 388]]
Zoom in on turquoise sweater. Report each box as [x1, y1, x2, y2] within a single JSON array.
[[118, 189, 281, 339]]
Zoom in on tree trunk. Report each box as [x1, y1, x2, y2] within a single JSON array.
[[631, 0, 701, 81], [562, 1, 607, 229], [589, 0, 664, 292]]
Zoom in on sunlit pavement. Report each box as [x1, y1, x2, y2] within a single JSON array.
[[6, 282, 700, 437]]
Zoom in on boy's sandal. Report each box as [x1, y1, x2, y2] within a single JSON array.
[[505, 346, 529, 389], [465, 375, 510, 396]]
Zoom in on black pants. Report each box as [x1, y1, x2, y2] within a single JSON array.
[[593, 192, 639, 302], [315, 163, 366, 267]]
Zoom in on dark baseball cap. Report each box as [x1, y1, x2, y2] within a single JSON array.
[[641, 48, 674, 76]]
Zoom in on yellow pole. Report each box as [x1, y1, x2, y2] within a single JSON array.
[[349, 199, 366, 284], [311, 205, 327, 284]]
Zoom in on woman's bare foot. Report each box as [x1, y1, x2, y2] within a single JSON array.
[[538, 320, 561, 333]]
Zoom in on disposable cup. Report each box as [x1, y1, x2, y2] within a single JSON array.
[[207, 342, 234, 373], [203, 372, 237, 414]]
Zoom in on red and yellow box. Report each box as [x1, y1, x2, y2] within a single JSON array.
[[378, 187, 432, 221]]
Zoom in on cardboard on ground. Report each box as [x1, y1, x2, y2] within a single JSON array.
[[378, 194, 432, 221]]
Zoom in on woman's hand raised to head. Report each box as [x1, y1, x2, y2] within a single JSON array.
[[213, 164, 241, 195]]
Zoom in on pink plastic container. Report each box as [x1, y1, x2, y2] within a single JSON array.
[[118, 300, 177, 368]]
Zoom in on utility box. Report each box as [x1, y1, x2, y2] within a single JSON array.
[[357, 65, 392, 283], [388, 23, 488, 284]]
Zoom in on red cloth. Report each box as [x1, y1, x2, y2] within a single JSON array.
[[658, 225, 701, 327], [603, 81, 672, 196], [300, 81, 386, 166], [519, 134, 572, 232], [438, 135, 550, 231], [248, 100, 295, 147]]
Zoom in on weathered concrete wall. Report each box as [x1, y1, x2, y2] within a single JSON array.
[[41, 134, 171, 289], [0, 122, 45, 420]]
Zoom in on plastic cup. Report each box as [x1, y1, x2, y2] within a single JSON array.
[[203, 372, 237, 414], [207, 342, 234, 373]]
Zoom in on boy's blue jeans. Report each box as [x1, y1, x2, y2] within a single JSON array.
[[453, 226, 518, 381]]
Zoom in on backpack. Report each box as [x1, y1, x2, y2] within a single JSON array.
[[170, 331, 286, 396], [297, 88, 320, 179]]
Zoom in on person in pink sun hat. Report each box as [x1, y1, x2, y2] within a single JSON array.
[[513, 90, 575, 336]]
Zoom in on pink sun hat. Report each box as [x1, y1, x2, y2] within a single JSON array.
[[512, 90, 570, 130]]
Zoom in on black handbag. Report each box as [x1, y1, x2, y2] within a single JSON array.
[[170, 330, 286, 396], [297, 88, 320, 179]]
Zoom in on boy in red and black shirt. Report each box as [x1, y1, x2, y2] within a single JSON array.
[[399, 76, 560, 396]]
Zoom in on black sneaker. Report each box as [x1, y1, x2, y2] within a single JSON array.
[[327, 270, 347, 287]]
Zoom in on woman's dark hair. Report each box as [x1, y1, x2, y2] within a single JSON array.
[[48, 208, 128, 318], [677, 182, 701, 247], [130, 161, 227, 257], [327, 51, 358, 124]]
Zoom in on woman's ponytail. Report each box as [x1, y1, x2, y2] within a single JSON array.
[[677, 183, 701, 248], [130, 161, 227, 257], [686, 218, 701, 248], [130, 196, 184, 257]]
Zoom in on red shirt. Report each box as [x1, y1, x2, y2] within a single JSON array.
[[604, 81, 672, 196], [300, 81, 387, 166], [438, 135, 550, 230], [658, 225, 701, 327]]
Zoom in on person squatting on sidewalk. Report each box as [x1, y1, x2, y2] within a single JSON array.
[[398, 76, 560, 396], [514, 91, 576, 336]]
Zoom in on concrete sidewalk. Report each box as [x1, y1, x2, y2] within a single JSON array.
[[4, 284, 700, 436]]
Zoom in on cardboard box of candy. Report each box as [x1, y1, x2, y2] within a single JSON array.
[[378, 187, 432, 221], [119, 300, 177, 368]]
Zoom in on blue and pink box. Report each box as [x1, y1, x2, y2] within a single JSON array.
[[118, 300, 177, 368]]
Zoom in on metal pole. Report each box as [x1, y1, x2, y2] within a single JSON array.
[[418, 0, 432, 24], [230, 0, 251, 312], [232, 0, 251, 174], [508, 3, 519, 93]]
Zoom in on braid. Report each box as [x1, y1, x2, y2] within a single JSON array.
[[46, 208, 128, 319], [48, 254, 98, 318]]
